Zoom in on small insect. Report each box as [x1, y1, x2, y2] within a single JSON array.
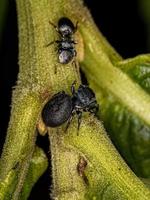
[[42, 82, 99, 132], [77, 156, 89, 186], [47, 17, 78, 71]]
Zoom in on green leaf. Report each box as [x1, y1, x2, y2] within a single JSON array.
[[82, 55, 150, 178], [100, 93, 150, 177], [118, 55, 150, 94]]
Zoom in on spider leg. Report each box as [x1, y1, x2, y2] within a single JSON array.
[[49, 21, 58, 32], [89, 104, 99, 116], [71, 80, 77, 95], [45, 41, 55, 47], [46, 40, 61, 47], [77, 111, 82, 135], [65, 111, 75, 132]]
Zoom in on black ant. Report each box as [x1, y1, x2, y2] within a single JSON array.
[[47, 17, 78, 72]]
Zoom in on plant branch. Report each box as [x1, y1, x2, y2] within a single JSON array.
[[0, 0, 150, 199], [80, 38, 150, 126]]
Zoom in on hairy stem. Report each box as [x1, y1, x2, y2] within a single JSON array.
[[0, 0, 150, 199]]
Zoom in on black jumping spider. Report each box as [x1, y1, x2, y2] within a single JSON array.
[[42, 82, 99, 133]]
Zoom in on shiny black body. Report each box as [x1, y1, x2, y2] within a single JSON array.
[[58, 17, 76, 37], [42, 83, 99, 131], [42, 92, 72, 127], [48, 17, 77, 64]]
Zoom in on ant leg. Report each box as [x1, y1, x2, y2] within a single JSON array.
[[71, 80, 77, 95], [46, 40, 61, 47], [75, 21, 79, 32], [46, 41, 55, 47], [77, 111, 82, 135], [49, 21, 59, 32]]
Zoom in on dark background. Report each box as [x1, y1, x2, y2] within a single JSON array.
[[0, 0, 148, 199]]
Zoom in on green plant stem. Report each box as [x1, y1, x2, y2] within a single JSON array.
[[19, 146, 48, 200], [48, 116, 150, 199], [0, 146, 48, 200], [48, 129, 87, 200], [0, 0, 79, 198], [0, 0, 150, 199], [0, 93, 42, 199], [80, 35, 150, 127], [66, 117, 150, 199], [0, 92, 41, 178]]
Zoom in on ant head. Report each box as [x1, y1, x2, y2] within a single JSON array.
[[58, 17, 75, 37]]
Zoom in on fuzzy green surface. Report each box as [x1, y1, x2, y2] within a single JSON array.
[[0, 0, 150, 199], [82, 54, 150, 177], [80, 26, 150, 177], [19, 147, 48, 200]]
